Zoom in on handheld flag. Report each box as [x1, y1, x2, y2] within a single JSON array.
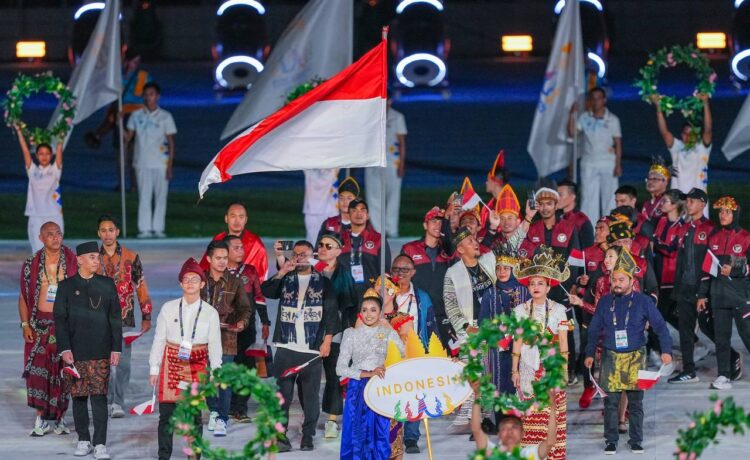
[[637, 365, 668, 390], [279, 355, 321, 379], [130, 390, 156, 415], [309, 258, 328, 272], [702, 249, 721, 277], [62, 365, 81, 380], [123, 330, 145, 346], [244, 342, 269, 358], [461, 187, 482, 211], [567, 248, 586, 268]]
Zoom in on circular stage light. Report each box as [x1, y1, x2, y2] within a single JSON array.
[[215, 55, 265, 89], [395, 53, 447, 88]]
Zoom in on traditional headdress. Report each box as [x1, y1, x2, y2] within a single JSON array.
[[513, 246, 570, 287], [338, 176, 360, 197], [612, 246, 637, 279], [713, 196, 738, 211], [179, 258, 206, 283], [453, 225, 474, 247], [648, 155, 672, 180], [487, 150, 507, 185], [372, 274, 400, 297], [76, 241, 99, 256], [534, 187, 560, 203], [494, 184, 521, 217], [606, 213, 635, 243], [494, 244, 519, 268], [363, 288, 383, 302], [459, 210, 480, 226]]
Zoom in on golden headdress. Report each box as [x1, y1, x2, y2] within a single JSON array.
[[494, 243, 519, 268], [606, 213, 635, 243], [648, 156, 671, 180], [713, 196, 738, 211], [372, 274, 400, 297], [513, 246, 570, 287], [612, 246, 637, 279]]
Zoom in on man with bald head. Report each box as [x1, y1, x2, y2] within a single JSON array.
[[19, 221, 78, 437]]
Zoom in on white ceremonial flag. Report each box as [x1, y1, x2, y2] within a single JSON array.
[[527, 0, 585, 177], [722, 91, 750, 161], [220, 0, 353, 140], [49, 0, 121, 147]]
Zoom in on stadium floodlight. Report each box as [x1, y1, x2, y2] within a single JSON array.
[[696, 32, 727, 50], [554, 0, 603, 14], [215, 55, 265, 89], [395, 53, 447, 88], [396, 0, 444, 14], [217, 0, 266, 16], [501, 35, 533, 53], [587, 52, 606, 78], [17, 41, 46, 59]]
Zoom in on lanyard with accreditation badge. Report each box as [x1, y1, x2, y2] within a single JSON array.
[[178, 299, 203, 361], [611, 293, 633, 350]]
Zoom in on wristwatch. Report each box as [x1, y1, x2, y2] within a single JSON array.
[[20, 321, 29, 329]]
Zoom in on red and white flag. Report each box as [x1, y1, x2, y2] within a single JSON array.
[[567, 248, 586, 268], [279, 356, 321, 379], [244, 342, 269, 358], [309, 258, 328, 272], [588, 369, 607, 398], [199, 35, 388, 197], [637, 370, 661, 390], [62, 365, 81, 379], [461, 187, 482, 211], [702, 249, 721, 277], [130, 392, 156, 416], [123, 330, 145, 346]]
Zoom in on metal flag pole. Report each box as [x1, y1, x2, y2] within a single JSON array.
[[380, 26, 388, 300], [118, 94, 127, 237]]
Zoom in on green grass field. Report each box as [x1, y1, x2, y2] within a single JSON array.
[[3, 183, 749, 239]]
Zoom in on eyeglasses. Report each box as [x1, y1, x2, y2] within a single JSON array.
[[391, 266, 413, 274], [292, 252, 311, 259], [182, 277, 203, 284], [318, 242, 339, 250]]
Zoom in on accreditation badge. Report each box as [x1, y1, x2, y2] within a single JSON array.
[[351, 264, 365, 284], [46, 285, 58, 303], [177, 340, 193, 361], [615, 330, 628, 350]]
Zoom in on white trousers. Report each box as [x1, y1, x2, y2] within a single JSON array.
[[136, 167, 168, 234], [364, 165, 402, 237], [305, 213, 328, 244], [580, 162, 618, 223], [27, 214, 64, 253]]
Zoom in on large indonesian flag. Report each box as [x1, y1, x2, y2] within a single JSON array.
[[199, 37, 388, 197]]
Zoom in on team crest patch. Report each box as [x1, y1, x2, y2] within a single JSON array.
[[698, 232, 707, 241], [734, 244, 743, 254], [412, 254, 423, 261], [557, 233, 567, 243], [365, 241, 375, 250], [519, 248, 528, 258], [635, 266, 642, 274]]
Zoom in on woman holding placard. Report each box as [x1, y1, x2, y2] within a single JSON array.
[[337, 289, 405, 460]]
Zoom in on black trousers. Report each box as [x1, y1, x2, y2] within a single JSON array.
[[73, 394, 108, 446], [677, 295, 717, 373], [647, 288, 679, 353], [321, 343, 343, 416], [158, 402, 202, 460], [229, 326, 257, 415], [273, 348, 323, 437], [578, 310, 593, 386], [713, 306, 750, 378], [604, 390, 643, 445], [566, 307, 582, 377]]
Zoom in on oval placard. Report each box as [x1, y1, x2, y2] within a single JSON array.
[[363, 357, 472, 421]]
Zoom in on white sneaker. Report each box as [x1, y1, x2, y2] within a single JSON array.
[[153, 231, 167, 238], [207, 411, 219, 431], [694, 342, 710, 362], [711, 375, 732, 390], [110, 403, 125, 418], [136, 232, 152, 239], [214, 419, 227, 437], [74, 441, 93, 456], [53, 419, 70, 435], [324, 420, 338, 439], [93, 444, 111, 459], [30, 416, 50, 437]]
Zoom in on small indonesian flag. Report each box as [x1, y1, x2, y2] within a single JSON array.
[[588, 369, 607, 398], [448, 336, 466, 357], [340, 376, 350, 399], [279, 355, 321, 379], [244, 342, 269, 358], [637, 370, 661, 390], [62, 365, 81, 379], [130, 392, 156, 416], [497, 336, 513, 351], [461, 187, 482, 211], [702, 249, 721, 277], [309, 258, 328, 272], [123, 330, 145, 346], [567, 248, 585, 268]]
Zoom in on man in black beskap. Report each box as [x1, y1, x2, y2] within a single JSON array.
[[338, 198, 391, 302], [668, 188, 741, 384]]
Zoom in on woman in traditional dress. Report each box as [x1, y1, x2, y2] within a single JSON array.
[[510, 246, 570, 460], [338, 289, 405, 460], [479, 248, 530, 417]]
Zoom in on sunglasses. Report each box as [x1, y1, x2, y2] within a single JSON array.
[[318, 242, 339, 250]]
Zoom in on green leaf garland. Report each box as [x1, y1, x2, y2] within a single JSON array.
[[284, 77, 327, 105], [674, 395, 750, 459]]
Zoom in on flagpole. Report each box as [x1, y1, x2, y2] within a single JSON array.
[[380, 27, 388, 300], [118, 94, 127, 237]]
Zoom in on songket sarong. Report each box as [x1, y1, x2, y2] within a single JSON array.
[[340, 377, 392, 460], [158, 342, 209, 403]]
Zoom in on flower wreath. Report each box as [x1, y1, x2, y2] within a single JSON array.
[[171, 363, 286, 460], [284, 77, 327, 105], [3, 72, 76, 146], [634, 44, 716, 149], [461, 314, 567, 460], [673, 395, 750, 459]]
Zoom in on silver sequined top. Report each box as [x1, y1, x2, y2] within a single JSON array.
[[336, 325, 405, 380]]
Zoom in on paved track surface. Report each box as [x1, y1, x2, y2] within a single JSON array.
[[0, 238, 748, 459]]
